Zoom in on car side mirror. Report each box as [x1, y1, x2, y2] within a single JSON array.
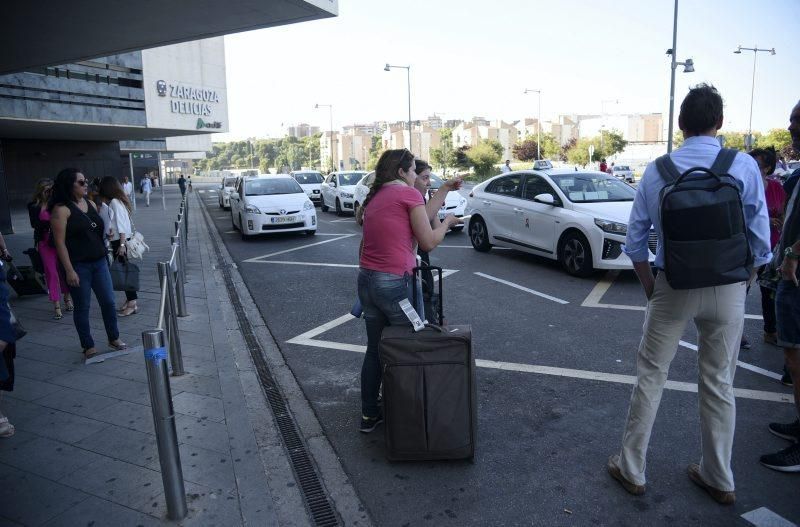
[[533, 193, 556, 206], [231, 192, 239, 200], [331, 181, 337, 187]]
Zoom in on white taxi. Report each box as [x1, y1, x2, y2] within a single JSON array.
[[290, 171, 324, 205], [321, 171, 368, 215], [466, 169, 655, 276], [429, 173, 467, 232], [230, 174, 317, 239], [218, 175, 238, 209]]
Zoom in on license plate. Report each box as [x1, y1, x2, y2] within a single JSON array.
[[270, 216, 295, 224]]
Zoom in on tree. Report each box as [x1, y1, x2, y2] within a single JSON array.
[[512, 137, 539, 161], [466, 140, 503, 179], [600, 129, 627, 158], [454, 145, 471, 169], [366, 135, 383, 170], [673, 130, 684, 149], [559, 137, 577, 162], [539, 132, 561, 160], [430, 128, 457, 174], [759, 128, 793, 157], [566, 138, 595, 166]]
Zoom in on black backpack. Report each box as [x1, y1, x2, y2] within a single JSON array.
[[655, 148, 752, 289]]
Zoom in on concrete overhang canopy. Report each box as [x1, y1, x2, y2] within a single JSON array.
[[0, 0, 338, 75]]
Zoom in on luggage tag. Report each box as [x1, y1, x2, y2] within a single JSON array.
[[398, 299, 425, 332]]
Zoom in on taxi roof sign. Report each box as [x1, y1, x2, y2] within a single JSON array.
[[532, 160, 553, 170]]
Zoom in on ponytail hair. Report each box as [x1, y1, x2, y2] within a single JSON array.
[[356, 148, 415, 225]]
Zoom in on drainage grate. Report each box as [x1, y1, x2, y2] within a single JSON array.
[[201, 201, 340, 527]]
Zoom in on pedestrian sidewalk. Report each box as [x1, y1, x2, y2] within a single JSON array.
[[0, 188, 288, 525]]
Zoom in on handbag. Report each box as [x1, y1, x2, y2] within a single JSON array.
[[23, 248, 44, 274], [8, 305, 26, 341], [110, 259, 140, 291], [126, 215, 149, 260]]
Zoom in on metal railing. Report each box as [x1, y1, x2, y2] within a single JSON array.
[[142, 193, 190, 521]]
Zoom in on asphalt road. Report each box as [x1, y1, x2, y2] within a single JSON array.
[[196, 183, 799, 527]]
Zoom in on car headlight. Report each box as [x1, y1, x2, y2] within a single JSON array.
[[340, 192, 354, 199], [594, 218, 627, 235], [303, 201, 314, 210], [245, 204, 261, 214]]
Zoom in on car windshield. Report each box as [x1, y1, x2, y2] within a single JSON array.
[[245, 179, 303, 196], [550, 174, 635, 203], [338, 172, 365, 186], [293, 173, 323, 184], [429, 173, 443, 189], [614, 166, 630, 171]]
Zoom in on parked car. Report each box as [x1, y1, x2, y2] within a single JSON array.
[[218, 175, 238, 209], [353, 171, 374, 219], [429, 173, 467, 231], [611, 165, 635, 183], [229, 174, 317, 239], [465, 169, 655, 277], [290, 170, 324, 205], [320, 171, 367, 215]]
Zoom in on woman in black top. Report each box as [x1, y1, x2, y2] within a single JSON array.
[[50, 168, 126, 360]]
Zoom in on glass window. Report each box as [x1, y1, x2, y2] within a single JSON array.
[[293, 172, 323, 184], [549, 173, 635, 203], [486, 175, 522, 197], [338, 172, 366, 186], [245, 178, 303, 196], [224, 178, 237, 188], [522, 175, 556, 201]]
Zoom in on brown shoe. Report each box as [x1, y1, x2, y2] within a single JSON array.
[[607, 455, 645, 496], [687, 464, 735, 505]]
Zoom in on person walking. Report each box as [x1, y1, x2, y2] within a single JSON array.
[[98, 176, 138, 317], [121, 175, 133, 202], [607, 84, 771, 504], [0, 233, 17, 438], [355, 149, 461, 433], [141, 174, 152, 206], [28, 179, 72, 319], [501, 160, 512, 173], [177, 174, 187, 197], [759, 100, 800, 473], [49, 168, 127, 360]]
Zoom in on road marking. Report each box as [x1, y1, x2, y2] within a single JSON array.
[[216, 216, 228, 219], [287, 314, 792, 404], [439, 245, 511, 250], [251, 261, 360, 269], [678, 340, 782, 381], [582, 271, 763, 319], [198, 190, 205, 193], [474, 272, 569, 304], [241, 234, 356, 262], [742, 507, 796, 527], [331, 219, 356, 223], [314, 233, 352, 236], [224, 230, 236, 234]]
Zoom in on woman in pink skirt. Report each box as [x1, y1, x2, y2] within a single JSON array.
[[28, 180, 72, 319]]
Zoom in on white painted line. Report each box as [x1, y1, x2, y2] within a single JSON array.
[[742, 507, 796, 527], [438, 245, 511, 250], [330, 219, 356, 223], [581, 271, 763, 319], [314, 233, 352, 236], [678, 340, 782, 381], [216, 216, 228, 219], [241, 234, 356, 262], [474, 272, 568, 305], [198, 190, 205, 193], [252, 261, 359, 269], [224, 230, 237, 234], [287, 314, 792, 404]]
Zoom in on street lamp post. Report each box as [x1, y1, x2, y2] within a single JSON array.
[[734, 44, 776, 151], [384, 64, 412, 151], [315, 103, 334, 170], [665, 0, 695, 153], [524, 88, 542, 159]]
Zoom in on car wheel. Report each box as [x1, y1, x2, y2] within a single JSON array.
[[219, 199, 223, 209], [321, 196, 329, 212], [335, 198, 343, 216], [469, 217, 491, 252], [231, 210, 238, 230], [240, 215, 248, 241], [559, 231, 594, 277]]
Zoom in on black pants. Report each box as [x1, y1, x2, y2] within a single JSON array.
[[110, 240, 137, 301], [760, 285, 776, 334]]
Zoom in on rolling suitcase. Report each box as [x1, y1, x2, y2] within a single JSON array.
[[5, 262, 46, 296], [379, 265, 477, 461]]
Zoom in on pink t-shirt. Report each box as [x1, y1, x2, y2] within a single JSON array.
[[360, 184, 425, 276]]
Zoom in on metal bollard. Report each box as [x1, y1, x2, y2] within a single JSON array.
[[171, 236, 188, 317], [175, 221, 187, 271], [142, 329, 187, 521], [157, 262, 185, 376]]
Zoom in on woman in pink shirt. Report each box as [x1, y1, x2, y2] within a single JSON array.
[[356, 149, 461, 433]]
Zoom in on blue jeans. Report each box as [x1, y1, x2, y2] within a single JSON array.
[[357, 269, 416, 419], [776, 279, 800, 348], [69, 258, 119, 350]]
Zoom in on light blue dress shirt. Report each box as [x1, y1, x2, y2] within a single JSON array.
[[623, 135, 772, 269]]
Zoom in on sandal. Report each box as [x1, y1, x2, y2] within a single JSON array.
[[108, 340, 128, 351], [118, 305, 138, 317], [65, 299, 74, 312], [0, 417, 15, 438], [54, 305, 63, 320], [83, 347, 98, 360]]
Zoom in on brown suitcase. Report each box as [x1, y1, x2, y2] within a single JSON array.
[[379, 266, 477, 461]]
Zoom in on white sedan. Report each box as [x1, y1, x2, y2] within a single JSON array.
[[321, 171, 368, 215], [353, 171, 374, 218], [466, 169, 655, 276], [218, 175, 238, 209], [291, 171, 324, 205], [229, 174, 317, 239]]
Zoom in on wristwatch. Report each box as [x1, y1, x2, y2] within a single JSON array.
[[784, 247, 800, 260]]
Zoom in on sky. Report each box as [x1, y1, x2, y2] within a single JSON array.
[[216, 0, 800, 142]]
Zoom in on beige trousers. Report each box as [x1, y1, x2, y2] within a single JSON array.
[[618, 272, 746, 491]]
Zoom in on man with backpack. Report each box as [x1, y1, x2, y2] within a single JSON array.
[[607, 84, 771, 504]]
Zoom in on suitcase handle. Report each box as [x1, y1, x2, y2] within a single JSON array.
[[423, 323, 444, 333], [412, 265, 444, 326]]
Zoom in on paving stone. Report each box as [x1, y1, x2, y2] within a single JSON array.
[[182, 357, 219, 378], [0, 464, 90, 526], [48, 370, 121, 394], [59, 457, 164, 510], [138, 481, 241, 525], [35, 386, 120, 418], [10, 357, 76, 382], [83, 358, 149, 383], [95, 378, 152, 405], [18, 407, 110, 444], [175, 413, 230, 454], [41, 495, 163, 527], [172, 392, 225, 423], [91, 400, 155, 434], [0, 435, 104, 481], [170, 373, 222, 398], [5, 375, 65, 402], [76, 424, 160, 469]]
